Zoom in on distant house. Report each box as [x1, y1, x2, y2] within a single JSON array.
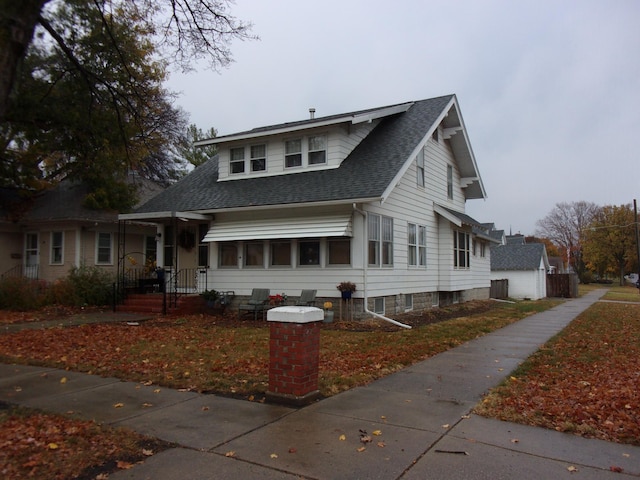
[[0, 180, 161, 283], [490, 235, 550, 300], [119, 95, 492, 317]]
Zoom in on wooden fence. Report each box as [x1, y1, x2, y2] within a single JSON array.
[[546, 274, 579, 298], [490, 279, 509, 299]]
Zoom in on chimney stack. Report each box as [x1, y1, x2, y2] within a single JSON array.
[[309, 108, 315, 119]]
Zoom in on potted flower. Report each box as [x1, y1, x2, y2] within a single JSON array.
[[337, 281, 357, 299], [268, 293, 287, 306], [200, 289, 220, 307], [323, 301, 334, 323]]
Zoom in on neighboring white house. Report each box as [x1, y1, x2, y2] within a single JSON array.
[[490, 237, 550, 300], [119, 95, 492, 317]]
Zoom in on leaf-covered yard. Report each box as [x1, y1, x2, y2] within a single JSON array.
[[475, 301, 640, 445], [0, 300, 550, 399]]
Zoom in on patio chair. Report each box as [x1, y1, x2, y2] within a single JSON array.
[[238, 288, 270, 320], [295, 289, 317, 306]]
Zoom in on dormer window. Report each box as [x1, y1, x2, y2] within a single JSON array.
[[230, 147, 245, 174], [308, 135, 327, 164], [285, 139, 302, 168], [250, 144, 266, 172]]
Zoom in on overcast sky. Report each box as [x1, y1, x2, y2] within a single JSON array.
[[167, 0, 640, 235]]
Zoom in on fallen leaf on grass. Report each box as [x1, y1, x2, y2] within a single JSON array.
[[48, 442, 59, 450], [357, 446, 366, 452], [377, 441, 386, 448], [339, 434, 346, 441], [372, 430, 382, 436], [142, 449, 154, 456], [225, 451, 236, 457], [610, 466, 624, 473], [60, 377, 67, 384], [270, 453, 278, 459], [141, 403, 153, 408], [117, 460, 134, 469], [567, 465, 578, 472], [288, 447, 297, 454], [113, 403, 124, 408]]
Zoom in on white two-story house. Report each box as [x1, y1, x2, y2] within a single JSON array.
[[119, 94, 493, 317]]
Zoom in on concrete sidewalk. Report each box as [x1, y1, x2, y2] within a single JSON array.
[[1, 289, 639, 479]]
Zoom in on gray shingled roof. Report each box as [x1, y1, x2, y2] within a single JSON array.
[[134, 95, 455, 214], [491, 243, 547, 271]]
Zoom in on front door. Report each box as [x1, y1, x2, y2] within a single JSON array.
[[25, 233, 39, 278]]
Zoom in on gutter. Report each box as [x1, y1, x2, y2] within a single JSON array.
[[352, 205, 412, 330]]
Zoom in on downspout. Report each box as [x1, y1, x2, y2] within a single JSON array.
[[353, 204, 412, 329]]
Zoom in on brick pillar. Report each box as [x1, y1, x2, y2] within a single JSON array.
[[266, 306, 323, 406]]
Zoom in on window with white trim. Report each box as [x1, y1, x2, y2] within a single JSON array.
[[96, 232, 112, 265], [244, 241, 264, 267], [50, 231, 63, 265], [271, 241, 291, 266], [408, 223, 427, 267], [299, 240, 320, 265], [373, 297, 385, 314], [308, 135, 326, 164], [328, 238, 351, 265], [285, 139, 302, 168], [230, 147, 245, 174], [405, 294, 413, 311], [447, 165, 453, 200], [453, 230, 470, 269], [368, 214, 393, 266], [416, 150, 425, 187], [219, 242, 238, 267], [250, 144, 266, 172]]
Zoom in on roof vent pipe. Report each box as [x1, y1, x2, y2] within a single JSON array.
[[309, 108, 315, 119]]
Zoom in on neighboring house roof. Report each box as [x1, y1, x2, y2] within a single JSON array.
[[132, 95, 486, 216], [491, 243, 549, 271], [505, 234, 526, 245], [2, 178, 164, 225]]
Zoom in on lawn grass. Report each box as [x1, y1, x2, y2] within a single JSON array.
[[475, 300, 640, 445], [0, 299, 561, 399]]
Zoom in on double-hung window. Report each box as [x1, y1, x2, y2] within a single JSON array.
[[453, 230, 470, 269], [271, 241, 291, 266], [230, 147, 245, 174], [368, 214, 393, 266], [50, 231, 63, 265], [408, 224, 427, 267], [250, 144, 266, 172], [96, 232, 112, 265], [308, 135, 326, 164], [285, 139, 302, 168]]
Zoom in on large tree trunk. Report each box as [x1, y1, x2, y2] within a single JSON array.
[[0, 0, 48, 121]]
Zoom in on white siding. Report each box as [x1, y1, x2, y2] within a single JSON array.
[[216, 121, 380, 181]]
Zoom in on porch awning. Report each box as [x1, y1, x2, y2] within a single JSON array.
[[203, 215, 353, 242]]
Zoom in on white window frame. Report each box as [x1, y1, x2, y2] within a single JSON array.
[[230, 147, 245, 174], [50, 231, 64, 265], [308, 135, 327, 165], [250, 144, 266, 172], [96, 232, 113, 265], [373, 297, 385, 314], [405, 293, 413, 311], [453, 230, 470, 270], [368, 214, 393, 267], [25, 232, 39, 267], [447, 164, 453, 200], [285, 138, 302, 168], [408, 223, 427, 267]]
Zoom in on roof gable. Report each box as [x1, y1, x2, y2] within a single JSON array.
[[133, 94, 485, 215], [491, 243, 549, 271]]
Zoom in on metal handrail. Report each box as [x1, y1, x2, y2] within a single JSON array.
[[0, 264, 39, 280]]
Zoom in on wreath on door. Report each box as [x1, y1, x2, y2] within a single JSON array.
[[178, 228, 196, 251]]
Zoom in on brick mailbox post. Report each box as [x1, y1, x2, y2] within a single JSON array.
[[266, 306, 323, 406]]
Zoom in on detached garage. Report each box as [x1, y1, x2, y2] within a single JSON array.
[[490, 243, 550, 300]]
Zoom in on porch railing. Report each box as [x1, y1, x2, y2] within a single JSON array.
[[114, 267, 209, 314], [0, 264, 39, 280]]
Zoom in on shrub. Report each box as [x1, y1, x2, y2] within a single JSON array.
[[0, 277, 47, 310], [65, 266, 114, 306]]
